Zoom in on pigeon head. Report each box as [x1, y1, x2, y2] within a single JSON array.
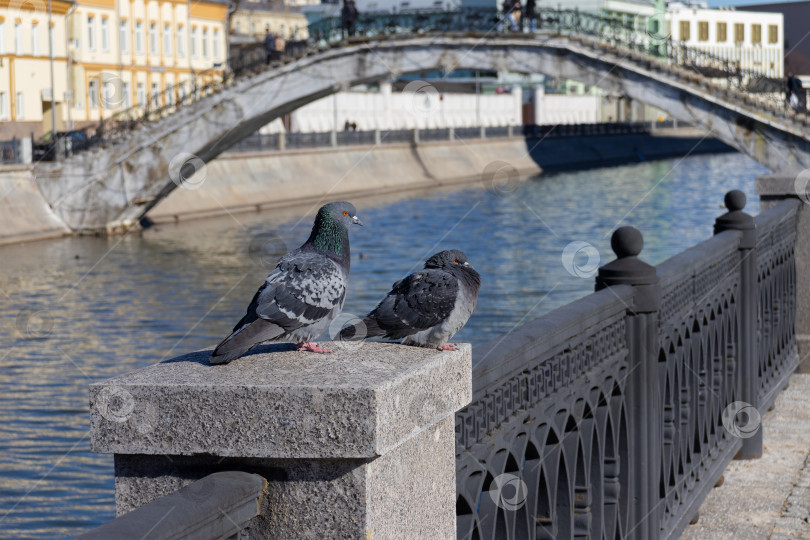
[[305, 201, 363, 260], [425, 249, 480, 286]]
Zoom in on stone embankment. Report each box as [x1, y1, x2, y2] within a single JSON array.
[[0, 128, 731, 245]]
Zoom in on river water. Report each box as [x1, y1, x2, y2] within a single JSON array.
[[0, 152, 765, 538]]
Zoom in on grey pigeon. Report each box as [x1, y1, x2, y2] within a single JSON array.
[[339, 249, 480, 350], [210, 201, 363, 365]]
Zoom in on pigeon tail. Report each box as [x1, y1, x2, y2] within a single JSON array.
[[209, 319, 286, 365], [338, 317, 385, 341]]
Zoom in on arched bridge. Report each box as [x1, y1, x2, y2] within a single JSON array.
[[33, 26, 810, 233]]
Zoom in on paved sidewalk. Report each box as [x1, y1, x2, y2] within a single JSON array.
[[682, 374, 810, 540]]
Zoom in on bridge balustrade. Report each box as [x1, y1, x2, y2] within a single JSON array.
[[455, 192, 800, 539]]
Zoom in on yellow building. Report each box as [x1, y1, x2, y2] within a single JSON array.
[[67, 0, 230, 126], [0, 0, 229, 137], [0, 0, 73, 138], [230, 3, 308, 41]]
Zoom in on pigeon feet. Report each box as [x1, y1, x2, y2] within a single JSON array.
[[297, 342, 332, 354], [437, 343, 458, 351]]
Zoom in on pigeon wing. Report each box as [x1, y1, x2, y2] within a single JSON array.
[[371, 269, 458, 338], [254, 250, 347, 331]]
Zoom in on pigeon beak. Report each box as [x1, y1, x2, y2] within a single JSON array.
[[352, 215, 364, 226], [463, 261, 470, 267]]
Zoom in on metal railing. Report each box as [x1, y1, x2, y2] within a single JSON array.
[[40, 7, 807, 163], [226, 122, 672, 154], [455, 192, 800, 539]]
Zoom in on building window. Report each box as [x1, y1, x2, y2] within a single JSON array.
[[16, 92, 23, 119], [14, 23, 23, 54], [31, 22, 39, 56], [149, 23, 157, 55], [752, 24, 761, 44], [0, 92, 7, 119], [191, 27, 198, 57], [717, 22, 727, 42], [202, 28, 208, 57], [768, 25, 778, 44], [102, 78, 114, 108], [235, 22, 240, 33], [137, 82, 146, 108], [87, 16, 95, 50], [249, 21, 255, 35], [122, 81, 130, 108], [734, 23, 744, 44], [679, 21, 690, 42], [213, 28, 219, 59], [177, 26, 185, 57], [163, 24, 171, 56], [101, 18, 109, 51], [49, 24, 54, 55], [0, 22, 5, 55], [135, 21, 143, 53], [698, 21, 708, 42], [89, 79, 99, 109], [151, 82, 159, 108], [120, 21, 128, 52]]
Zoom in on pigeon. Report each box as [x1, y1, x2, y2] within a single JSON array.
[[339, 249, 480, 350], [210, 201, 363, 365]]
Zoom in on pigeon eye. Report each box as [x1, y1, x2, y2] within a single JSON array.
[[343, 211, 349, 216], [453, 259, 459, 264]]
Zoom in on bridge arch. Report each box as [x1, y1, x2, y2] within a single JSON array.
[[34, 35, 810, 232]]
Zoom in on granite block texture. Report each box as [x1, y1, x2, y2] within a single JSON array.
[[90, 342, 472, 539]]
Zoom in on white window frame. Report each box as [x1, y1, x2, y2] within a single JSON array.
[[163, 24, 171, 56], [190, 26, 197, 57], [31, 23, 39, 55], [151, 82, 159, 108], [101, 17, 109, 51], [213, 29, 219, 59], [202, 28, 208, 58], [0, 22, 6, 55], [136, 82, 146, 108], [87, 15, 95, 51], [88, 79, 99, 109], [0, 92, 8, 120], [16, 91, 24, 119], [149, 22, 157, 55], [122, 81, 131, 108], [176, 26, 185, 57], [119, 20, 128, 53], [14, 23, 23, 54], [135, 21, 143, 54]]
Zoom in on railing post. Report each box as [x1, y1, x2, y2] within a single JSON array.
[[413, 127, 420, 144], [480, 125, 486, 139], [374, 129, 381, 145], [596, 226, 661, 540], [89, 343, 471, 538], [714, 189, 761, 458], [279, 130, 286, 151]]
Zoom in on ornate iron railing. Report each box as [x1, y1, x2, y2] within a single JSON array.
[[456, 192, 800, 539]]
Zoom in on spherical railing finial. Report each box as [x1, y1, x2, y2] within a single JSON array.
[[724, 190, 746, 212], [611, 226, 644, 258]]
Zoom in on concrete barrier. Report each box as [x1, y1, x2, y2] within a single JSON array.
[[0, 165, 70, 246]]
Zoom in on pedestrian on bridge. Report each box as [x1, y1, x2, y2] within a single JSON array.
[[342, 0, 359, 39], [264, 29, 276, 65], [524, 0, 537, 32], [787, 71, 803, 111]]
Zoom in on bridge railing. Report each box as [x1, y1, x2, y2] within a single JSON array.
[[456, 191, 800, 539]]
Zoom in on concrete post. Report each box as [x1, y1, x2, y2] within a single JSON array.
[[448, 126, 454, 140], [479, 125, 486, 139], [278, 130, 286, 151], [596, 226, 661, 540], [413, 128, 420, 144], [374, 129, 381, 145], [757, 171, 810, 372], [714, 190, 761, 458], [89, 343, 472, 539]]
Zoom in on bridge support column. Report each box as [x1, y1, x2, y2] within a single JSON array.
[[278, 131, 286, 151], [89, 343, 472, 539], [758, 171, 810, 372], [596, 227, 662, 539]]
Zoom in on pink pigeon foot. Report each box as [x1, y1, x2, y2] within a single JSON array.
[[437, 343, 458, 351], [296, 342, 332, 353]]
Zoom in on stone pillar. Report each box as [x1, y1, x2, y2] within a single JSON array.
[[90, 343, 471, 539], [596, 226, 661, 540], [757, 170, 810, 372]]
